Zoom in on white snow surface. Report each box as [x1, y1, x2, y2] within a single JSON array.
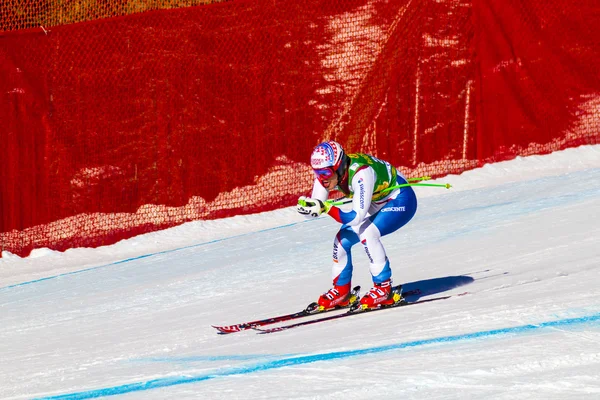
[[1, 145, 600, 400]]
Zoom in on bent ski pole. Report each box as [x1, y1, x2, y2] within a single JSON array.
[[326, 181, 452, 207]]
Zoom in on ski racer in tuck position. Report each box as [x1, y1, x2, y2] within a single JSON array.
[[297, 141, 418, 311]]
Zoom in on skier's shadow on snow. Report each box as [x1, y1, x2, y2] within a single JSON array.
[[401, 275, 474, 300]]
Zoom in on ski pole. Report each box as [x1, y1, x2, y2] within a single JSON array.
[[326, 180, 452, 207]]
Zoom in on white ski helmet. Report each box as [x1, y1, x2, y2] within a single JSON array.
[[310, 141, 349, 177]]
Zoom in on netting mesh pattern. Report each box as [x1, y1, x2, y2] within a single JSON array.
[[1, 0, 599, 257], [0, 0, 225, 32]]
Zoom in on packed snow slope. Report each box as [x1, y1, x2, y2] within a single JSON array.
[[1, 145, 600, 400]]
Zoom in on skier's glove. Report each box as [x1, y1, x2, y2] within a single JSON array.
[[297, 196, 330, 218]]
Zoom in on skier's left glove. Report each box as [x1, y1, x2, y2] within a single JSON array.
[[297, 196, 330, 218]]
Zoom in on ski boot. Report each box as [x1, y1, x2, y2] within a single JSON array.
[[355, 279, 404, 311], [305, 283, 360, 314]]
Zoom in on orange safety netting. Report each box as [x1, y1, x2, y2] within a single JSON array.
[[1, 0, 599, 257]]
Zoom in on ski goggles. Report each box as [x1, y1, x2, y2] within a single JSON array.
[[313, 167, 336, 181]]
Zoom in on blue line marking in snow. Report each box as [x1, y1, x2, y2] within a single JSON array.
[[0, 221, 304, 291], [36, 312, 600, 400], [135, 354, 299, 363]]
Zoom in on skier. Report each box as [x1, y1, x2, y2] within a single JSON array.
[[298, 141, 418, 310]]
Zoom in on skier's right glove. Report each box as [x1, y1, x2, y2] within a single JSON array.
[[297, 196, 330, 218]]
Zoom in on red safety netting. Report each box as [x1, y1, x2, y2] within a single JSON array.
[[1, 0, 599, 257]]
